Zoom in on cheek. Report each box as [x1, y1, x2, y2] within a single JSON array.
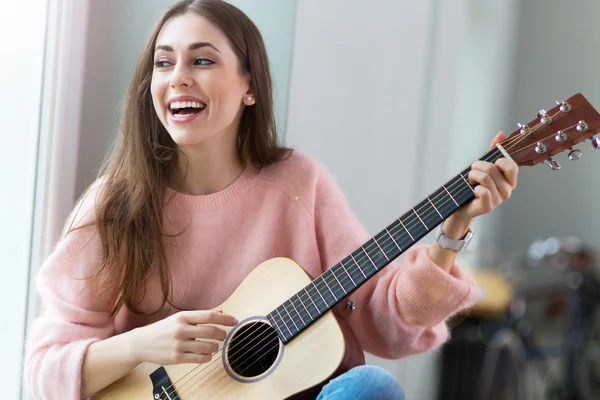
[[150, 76, 166, 116], [211, 78, 246, 116]]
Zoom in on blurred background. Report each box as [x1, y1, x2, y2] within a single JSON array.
[[2, 0, 599, 399]]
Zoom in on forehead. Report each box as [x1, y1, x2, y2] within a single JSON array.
[[156, 12, 229, 51]]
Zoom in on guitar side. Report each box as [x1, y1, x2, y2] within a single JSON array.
[[93, 257, 346, 400]]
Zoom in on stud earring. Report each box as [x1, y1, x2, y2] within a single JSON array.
[[246, 96, 252, 101]]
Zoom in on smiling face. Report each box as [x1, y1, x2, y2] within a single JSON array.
[[150, 12, 255, 149]]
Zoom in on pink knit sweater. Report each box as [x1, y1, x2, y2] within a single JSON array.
[[25, 150, 482, 399]]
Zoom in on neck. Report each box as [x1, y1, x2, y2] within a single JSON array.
[[172, 133, 244, 196]]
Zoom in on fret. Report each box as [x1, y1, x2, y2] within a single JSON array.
[[330, 268, 347, 295], [459, 172, 475, 193], [321, 275, 338, 301], [397, 218, 414, 241], [281, 304, 299, 333], [416, 197, 443, 229], [373, 235, 390, 261], [289, 297, 306, 326], [427, 197, 443, 219], [304, 287, 321, 315], [312, 281, 329, 310], [340, 260, 356, 286], [384, 227, 402, 251], [267, 314, 287, 341], [274, 308, 292, 337], [297, 294, 312, 320], [364, 238, 389, 267], [443, 184, 459, 207], [361, 245, 378, 271], [412, 208, 428, 229], [315, 276, 336, 306], [350, 254, 367, 279]]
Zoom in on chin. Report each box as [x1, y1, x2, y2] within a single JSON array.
[[167, 130, 209, 147]]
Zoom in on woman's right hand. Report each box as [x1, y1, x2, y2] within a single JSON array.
[[129, 309, 238, 365]]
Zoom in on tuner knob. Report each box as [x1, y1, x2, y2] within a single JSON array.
[[577, 120, 588, 132], [538, 109, 552, 124], [590, 136, 600, 150], [568, 148, 583, 160], [556, 100, 572, 112], [517, 123, 532, 135], [535, 141, 548, 154], [547, 158, 561, 171]]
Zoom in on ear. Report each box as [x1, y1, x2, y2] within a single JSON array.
[[241, 72, 255, 106]]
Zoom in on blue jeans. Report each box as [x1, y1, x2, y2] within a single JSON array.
[[316, 365, 405, 399]]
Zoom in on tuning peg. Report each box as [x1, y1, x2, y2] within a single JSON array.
[[547, 157, 561, 171], [538, 109, 552, 124], [556, 100, 572, 112], [517, 123, 532, 135], [568, 148, 583, 160], [535, 141, 548, 154], [555, 130, 567, 142], [577, 120, 588, 132], [589, 136, 600, 150]]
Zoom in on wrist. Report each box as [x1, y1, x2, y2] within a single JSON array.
[[442, 214, 473, 240], [124, 328, 143, 366]]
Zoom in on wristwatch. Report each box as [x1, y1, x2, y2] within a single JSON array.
[[435, 223, 474, 252]]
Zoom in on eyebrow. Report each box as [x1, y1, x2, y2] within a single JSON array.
[[155, 42, 220, 53]]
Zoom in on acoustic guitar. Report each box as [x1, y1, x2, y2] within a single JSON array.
[[94, 93, 600, 399]]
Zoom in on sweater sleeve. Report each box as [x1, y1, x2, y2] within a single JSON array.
[[313, 166, 483, 359], [25, 185, 115, 400]]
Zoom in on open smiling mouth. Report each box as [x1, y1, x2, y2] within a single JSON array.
[[169, 101, 207, 121]]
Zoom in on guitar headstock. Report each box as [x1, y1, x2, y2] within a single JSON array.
[[502, 93, 600, 170]]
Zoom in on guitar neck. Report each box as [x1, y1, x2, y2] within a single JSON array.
[[267, 146, 506, 343]]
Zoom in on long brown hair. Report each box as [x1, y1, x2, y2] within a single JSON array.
[[69, 0, 289, 316]]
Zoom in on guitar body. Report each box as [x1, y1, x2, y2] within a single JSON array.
[[93, 258, 346, 400]]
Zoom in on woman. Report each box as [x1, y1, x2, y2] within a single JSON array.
[[25, 0, 518, 399]]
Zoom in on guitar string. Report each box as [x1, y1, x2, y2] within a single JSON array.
[[163, 111, 563, 398], [507, 122, 581, 156]]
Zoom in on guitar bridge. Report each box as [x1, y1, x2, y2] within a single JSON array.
[[150, 366, 180, 400]]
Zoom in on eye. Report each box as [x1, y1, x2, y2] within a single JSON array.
[[194, 57, 214, 66], [154, 60, 171, 68]]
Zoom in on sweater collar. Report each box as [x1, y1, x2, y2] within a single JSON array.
[[164, 165, 260, 211]]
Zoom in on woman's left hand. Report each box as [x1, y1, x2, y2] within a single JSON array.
[[450, 131, 519, 227]]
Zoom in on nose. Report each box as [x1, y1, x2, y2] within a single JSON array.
[[170, 63, 193, 88]]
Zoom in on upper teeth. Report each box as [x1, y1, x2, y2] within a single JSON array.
[[169, 101, 206, 110]]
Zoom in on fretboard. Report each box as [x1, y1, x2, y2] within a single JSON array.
[[267, 146, 505, 343]]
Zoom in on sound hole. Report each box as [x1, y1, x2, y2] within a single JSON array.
[[227, 321, 280, 378]]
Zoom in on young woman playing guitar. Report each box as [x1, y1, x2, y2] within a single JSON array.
[[25, 1, 518, 399]]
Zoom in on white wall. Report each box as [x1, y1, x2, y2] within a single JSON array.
[[0, 1, 48, 398], [286, 0, 518, 398], [497, 0, 600, 254]]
